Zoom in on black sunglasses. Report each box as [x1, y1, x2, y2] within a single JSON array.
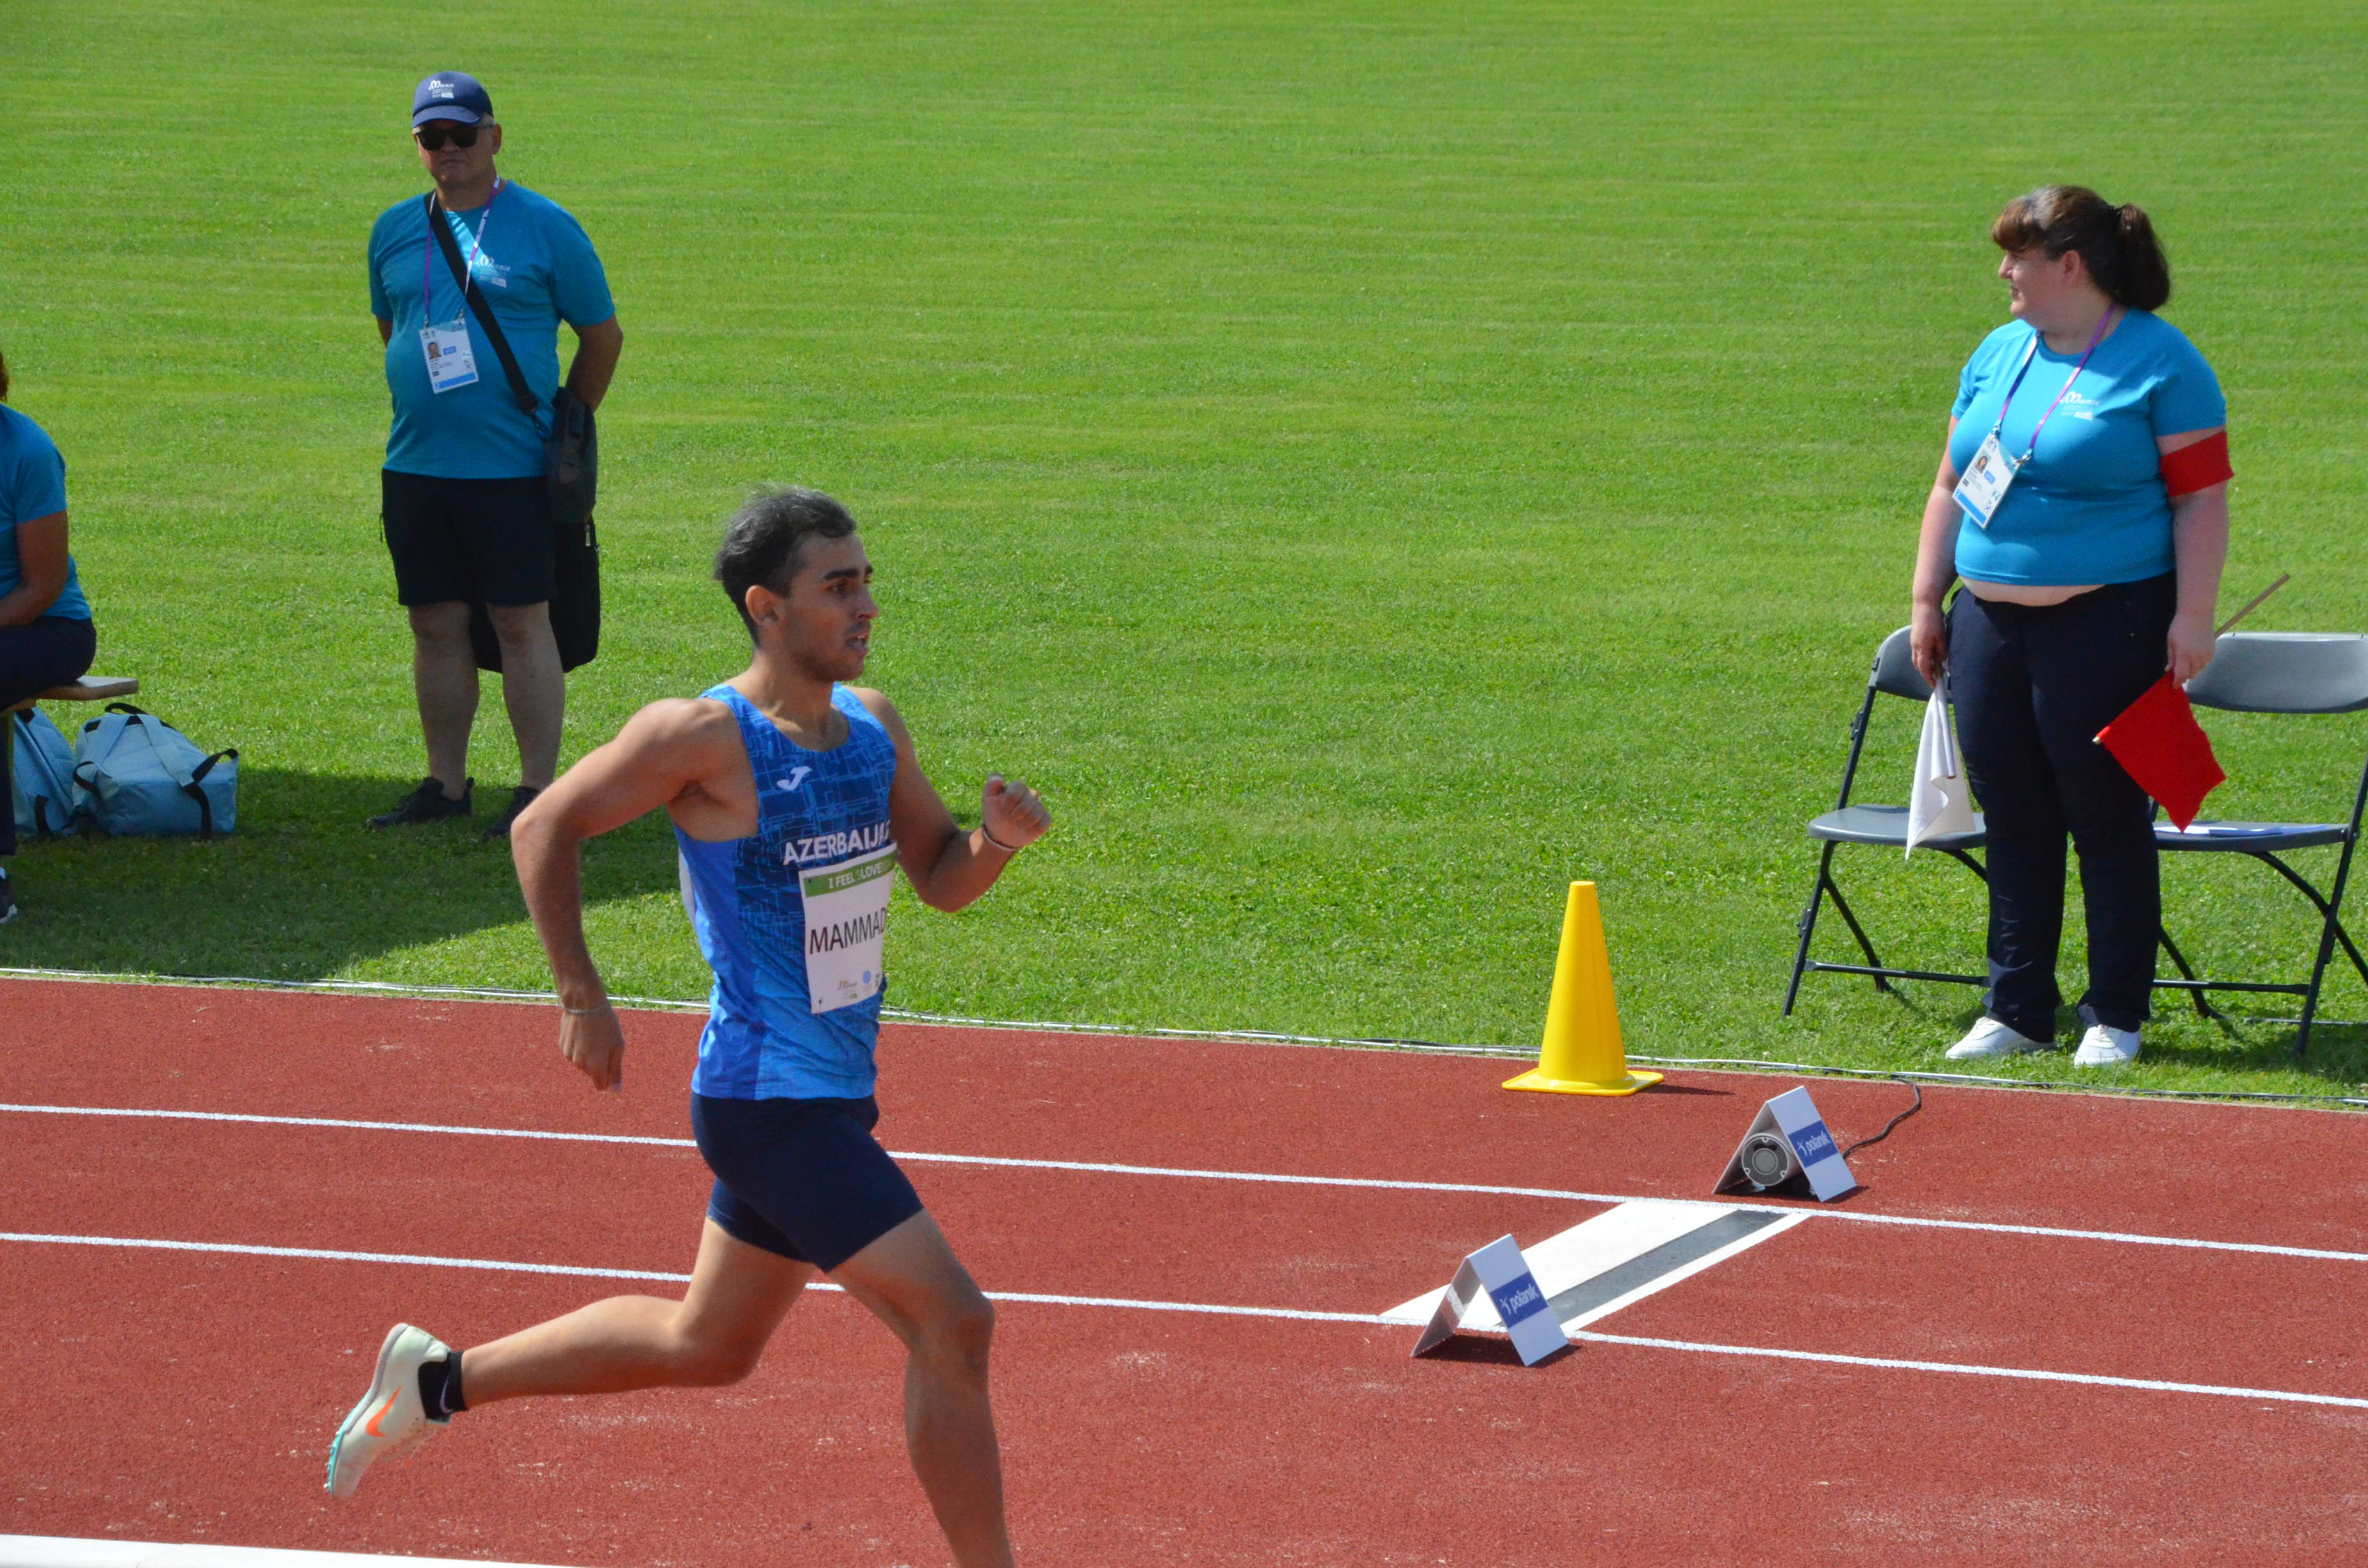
[[413, 123, 482, 151]]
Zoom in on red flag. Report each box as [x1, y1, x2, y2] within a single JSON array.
[[2095, 673, 2226, 830]]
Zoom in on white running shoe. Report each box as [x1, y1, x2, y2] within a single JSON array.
[[325, 1323, 452, 1499], [1945, 1017, 2052, 1059], [2072, 1024, 2142, 1066]]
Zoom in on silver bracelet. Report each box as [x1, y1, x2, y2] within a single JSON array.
[[563, 1000, 614, 1016], [980, 824, 1025, 854]]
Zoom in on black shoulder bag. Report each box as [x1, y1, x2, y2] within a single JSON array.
[[426, 192, 602, 673]]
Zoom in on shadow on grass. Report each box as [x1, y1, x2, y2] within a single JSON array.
[[1893, 993, 2368, 1095], [0, 767, 680, 981], [2143, 1017, 2368, 1079]]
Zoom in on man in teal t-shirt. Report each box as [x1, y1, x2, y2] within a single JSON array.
[[365, 71, 624, 839]]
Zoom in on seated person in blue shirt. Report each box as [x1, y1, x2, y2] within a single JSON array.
[[366, 71, 623, 839], [1907, 186, 2233, 1068], [0, 343, 98, 924]]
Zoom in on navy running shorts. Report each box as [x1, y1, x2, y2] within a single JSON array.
[[381, 469, 554, 608], [689, 1093, 925, 1273]]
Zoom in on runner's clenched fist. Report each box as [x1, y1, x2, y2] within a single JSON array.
[[980, 774, 1050, 854]]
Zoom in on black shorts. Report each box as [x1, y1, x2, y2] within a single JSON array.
[[689, 1093, 925, 1273], [381, 469, 552, 608]]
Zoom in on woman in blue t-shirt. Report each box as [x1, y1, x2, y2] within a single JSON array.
[[1905, 187, 2232, 1068], [0, 343, 99, 922]]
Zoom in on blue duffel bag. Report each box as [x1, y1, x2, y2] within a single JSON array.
[[10, 706, 87, 837], [71, 702, 238, 838]]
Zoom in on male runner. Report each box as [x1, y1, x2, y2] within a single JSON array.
[[325, 486, 1047, 1568]]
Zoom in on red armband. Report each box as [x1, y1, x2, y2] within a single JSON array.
[[2160, 430, 2232, 498]]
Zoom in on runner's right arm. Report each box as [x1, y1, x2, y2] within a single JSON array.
[[511, 699, 749, 1091]]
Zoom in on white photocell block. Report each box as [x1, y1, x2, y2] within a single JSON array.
[[1715, 1085, 1859, 1202], [1410, 1234, 1568, 1366]]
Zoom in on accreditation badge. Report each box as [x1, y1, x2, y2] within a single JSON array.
[[798, 842, 897, 1013], [1952, 430, 2018, 530], [420, 319, 480, 393]]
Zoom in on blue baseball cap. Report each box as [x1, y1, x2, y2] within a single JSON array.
[[411, 72, 493, 128]]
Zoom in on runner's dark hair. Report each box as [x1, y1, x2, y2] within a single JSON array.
[[0, 343, 10, 403], [714, 484, 859, 639], [1991, 185, 2170, 312]]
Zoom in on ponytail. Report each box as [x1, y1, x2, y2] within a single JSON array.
[[2111, 203, 2171, 311], [1990, 185, 2171, 311]]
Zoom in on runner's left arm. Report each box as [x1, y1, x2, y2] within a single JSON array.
[[854, 689, 1050, 911]]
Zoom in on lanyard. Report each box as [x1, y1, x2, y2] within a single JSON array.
[[423, 179, 502, 323], [1990, 306, 2117, 463]]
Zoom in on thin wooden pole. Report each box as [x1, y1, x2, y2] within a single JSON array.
[[2218, 573, 2292, 635]]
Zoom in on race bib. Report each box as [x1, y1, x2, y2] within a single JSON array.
[[420, 319, 479, 393], [798, 842, 896, 1013], [1952, 430, 2018, 530]]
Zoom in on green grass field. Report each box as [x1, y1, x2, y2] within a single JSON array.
[[8, 1, 2368, 1098]]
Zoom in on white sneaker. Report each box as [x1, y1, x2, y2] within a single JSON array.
[[325, 1323, 452, 1499], [1945, 1017, 2052, 1059], [2072, 1024, 2142, 1066]]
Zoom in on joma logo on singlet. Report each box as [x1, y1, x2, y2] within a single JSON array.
[[809, 909, 886, 954], [782, 821, 892, 866]]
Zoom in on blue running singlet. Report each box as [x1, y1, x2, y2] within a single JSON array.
[[677, 683, 900, 1100]]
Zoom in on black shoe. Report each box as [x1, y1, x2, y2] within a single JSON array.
[[368, 776, 473, 829], [0, 870, 16, 925], [481, 784, 543, 840]]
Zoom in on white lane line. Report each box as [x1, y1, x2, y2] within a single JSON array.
[[6, 1100, 2365, 1266], [0, 1233, 1391, 1325], [0, 1232, 694, 1283], [6, 1230, 2363, 1410], [0, 1535, 575, 1568], [0, 1103, 691, 1147], [1571, 1328, 2368, 1410]]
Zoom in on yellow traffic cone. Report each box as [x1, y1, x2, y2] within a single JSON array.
[[1504, 881, 1662, 1096]]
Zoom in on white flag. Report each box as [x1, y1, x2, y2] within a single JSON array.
[[1905, 679, 1976, 858]]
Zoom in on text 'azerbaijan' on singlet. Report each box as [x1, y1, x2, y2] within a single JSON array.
[[677, 683, 900, 1100]]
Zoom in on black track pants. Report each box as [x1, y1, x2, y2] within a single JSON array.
[[1947, 575, 2176, 1038]]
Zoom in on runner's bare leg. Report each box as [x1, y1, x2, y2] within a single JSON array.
[[458, 1221, 809, 1402], [832, 1212, 1016, 1568], [443, 1211, 1012, 1566]]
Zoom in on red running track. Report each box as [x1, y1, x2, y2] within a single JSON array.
[[4, 976, 2367, 1565]]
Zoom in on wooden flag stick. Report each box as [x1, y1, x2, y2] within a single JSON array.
[[2217, 573, 2292, 636]]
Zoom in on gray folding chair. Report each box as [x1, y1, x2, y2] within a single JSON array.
[[1782, 626, 2217, 1018], [2153, 632, 2368, 1057], [1782, 627, 1989, 1013]]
